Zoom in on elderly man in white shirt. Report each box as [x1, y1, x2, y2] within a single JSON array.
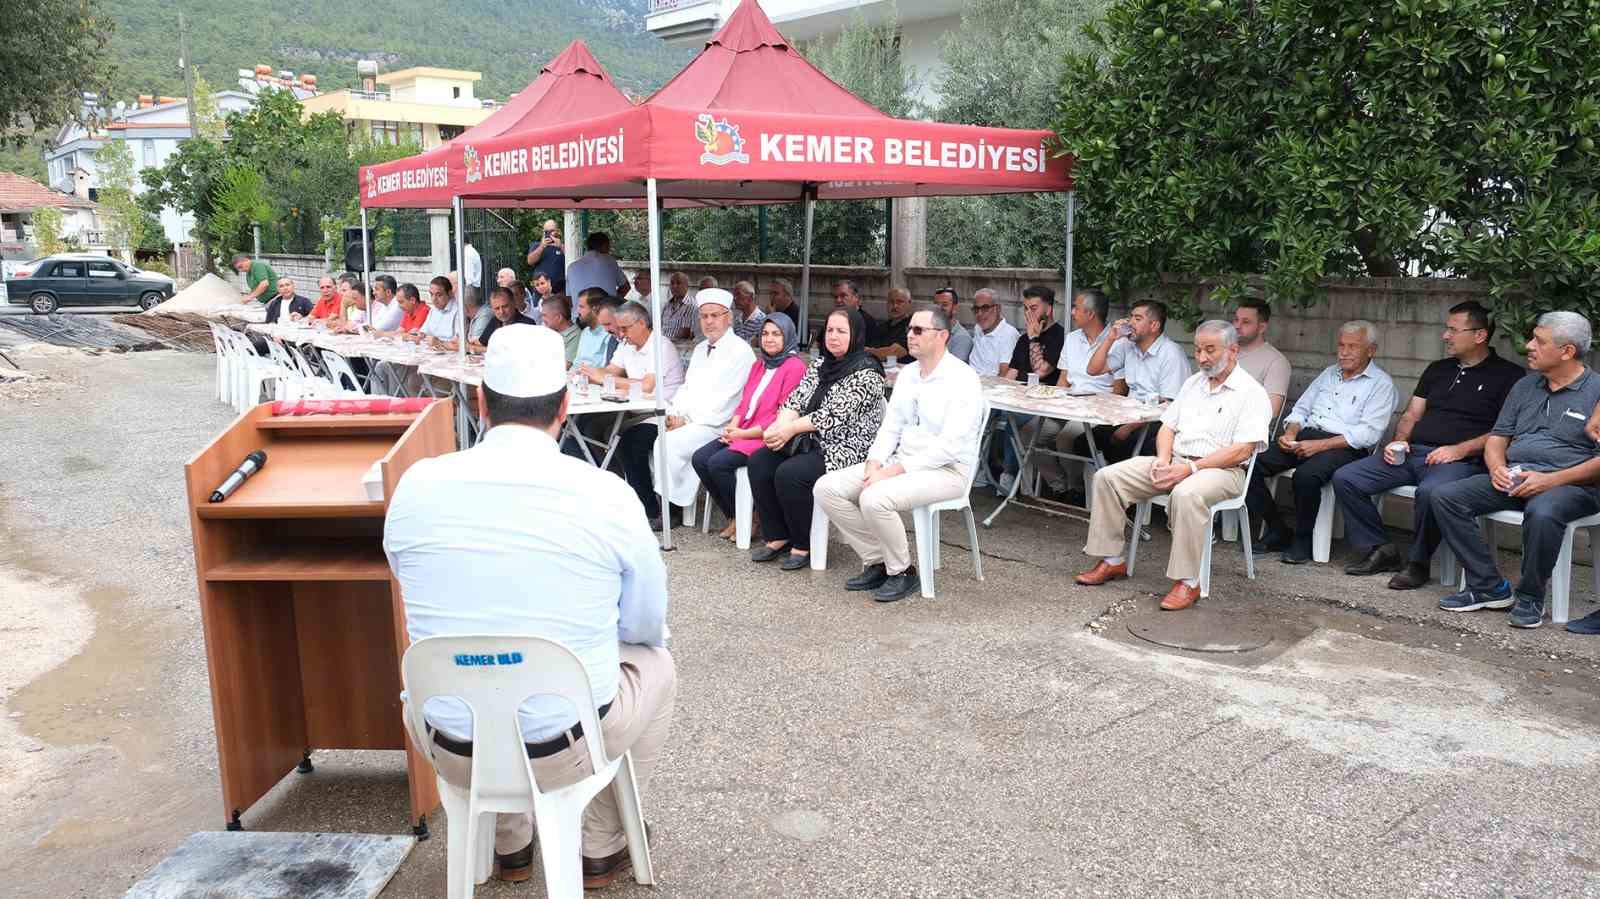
[[815, 306, 985, 602], [615, 289, 753, 529], [385, 324, 675, 889], [965, 288, 1020, 377], [591, 300, 686, 401], [1075, 320, 1272, 611]]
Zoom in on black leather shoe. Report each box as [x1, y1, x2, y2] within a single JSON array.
[[844, 563, 889, 591], [751, 542, 789, 562], [1280, 542, 1313, 565], [495, 841, 534, 883], [645, 515, 680, 531], [1261, 528, 1294, 552], [779, 551, 809, 571], [582, 845, 633, 889], [872, 568, 920, 602], [1387, 561, 1431, 590], [1344, 545, 1403, 575]]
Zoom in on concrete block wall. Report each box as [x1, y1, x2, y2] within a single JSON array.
[[256, 254, 439, 292]]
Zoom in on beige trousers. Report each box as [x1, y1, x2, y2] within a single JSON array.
[[430, 644, 677, 856], [814, 461, 969, 575], [1083, 456, 1246, 581]]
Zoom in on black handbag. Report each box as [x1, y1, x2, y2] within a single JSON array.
[[779, 432, 820, 457]]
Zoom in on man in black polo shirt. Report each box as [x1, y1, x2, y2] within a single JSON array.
[[473, 286, 538, 353], [1332, 301, 1525, 588], [264, 276, 313, 324], [1431, 310, 1600, 629], [994, 285, 1065, 496]]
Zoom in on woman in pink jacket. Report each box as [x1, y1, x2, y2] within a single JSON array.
[[692, 316, 807, 539]]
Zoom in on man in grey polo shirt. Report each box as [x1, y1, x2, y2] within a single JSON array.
[[1432, 311, 1600, 629]]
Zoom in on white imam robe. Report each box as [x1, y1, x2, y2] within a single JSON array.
[[653, 330, 756, 507]]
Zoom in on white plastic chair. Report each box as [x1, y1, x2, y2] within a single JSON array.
[[1381, 485, 1459, 585], [400, 635, 654, 899], [908, 398, 991, 599], [217, 327, 291, 411], [1263, 470, 1340, 562], [698, 468, 755, 550], [809, 499, 831, 571], [320, 349, 369, 395], [1452, 510, 1600, 625], [208, 324, 233, 403], [1126, 451, 1260, 598]]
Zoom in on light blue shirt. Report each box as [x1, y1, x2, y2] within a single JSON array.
[[575, 324, 609, 368], [1284, 362, 1398, 450], [384, 425, 668, 742], [1107, 333, 1192, 400]]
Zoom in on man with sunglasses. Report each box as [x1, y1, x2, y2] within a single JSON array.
[[815, 308, 985, 602], [966, 288, 1019, 378], [1332, 301, 1524, 588]]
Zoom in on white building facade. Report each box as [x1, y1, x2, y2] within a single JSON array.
[[45, 91, 257, 248]]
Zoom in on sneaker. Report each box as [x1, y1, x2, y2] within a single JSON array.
[[1439, 579, 1513, 613], [1508, 594, 1545, 628], [996, 472, 1017, 498], [1566, 609, 1600, 635]]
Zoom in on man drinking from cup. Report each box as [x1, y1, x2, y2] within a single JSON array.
[[1331, 301, 1524, 588]]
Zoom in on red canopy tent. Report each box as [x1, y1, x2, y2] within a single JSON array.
[[358, 0, 1076, 547]]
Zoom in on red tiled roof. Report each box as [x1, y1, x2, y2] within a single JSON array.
[[0, 171, 97, 212]]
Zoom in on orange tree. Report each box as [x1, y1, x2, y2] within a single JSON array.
[[1053, 0, 1600, 332]]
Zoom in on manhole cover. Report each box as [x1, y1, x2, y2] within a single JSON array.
[[1127, 607, 1275, 653]]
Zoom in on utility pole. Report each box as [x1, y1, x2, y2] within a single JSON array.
[[179, 12, 198, 137]]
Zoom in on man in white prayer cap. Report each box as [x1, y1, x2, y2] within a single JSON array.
[[385, 324, 676, 888], [616, 287, 756, 529]]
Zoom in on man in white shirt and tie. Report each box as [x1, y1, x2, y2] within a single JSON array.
[[1075, 320, 1272, 611], [385, 324, 675, 889], [815, 307, 986, 602], [615, 289, 755, 529]]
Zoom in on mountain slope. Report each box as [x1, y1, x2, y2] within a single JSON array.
[[108, 0, 690, 101]]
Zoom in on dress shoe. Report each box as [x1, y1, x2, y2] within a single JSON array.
[[1260, 528, 1294, 552], [750, 542, 789, 562], [1344, 544, 1403, 576], [645, 515, 680, 532], [1075, 559, 1128, 586], [1279, 541, 1313, 565], [779, 551, 809, 571], [1387, 561, 1431, 590], [494, 841, 534, 883], [1159, 581, 1201, 611], [872, 567, 920, 602], [582, 845, 633, 889], [844, 562, 889, 591]]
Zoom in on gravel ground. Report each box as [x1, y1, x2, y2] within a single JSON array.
[[2, 348, 1599, 899]]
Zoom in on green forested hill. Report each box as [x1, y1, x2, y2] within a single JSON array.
[[109, 0, 690, 101]]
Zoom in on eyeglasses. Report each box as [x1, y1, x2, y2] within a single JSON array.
[[1442, 326, 1485, 336], [909, 325, 947, 336], [972, 304, 999, 312]]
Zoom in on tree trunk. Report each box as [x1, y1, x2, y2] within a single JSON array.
[[1353, 228, 1402, 277]]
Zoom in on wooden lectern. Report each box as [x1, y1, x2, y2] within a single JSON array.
[[184, 400, 455, 836]]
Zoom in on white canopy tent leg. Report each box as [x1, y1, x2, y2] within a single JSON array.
[[1063, 190, 1075, 306], [453, 197, 467, 360], [647, 178, 673, 550], [798, 187, 815, 346], [359, 207, 372, 321]]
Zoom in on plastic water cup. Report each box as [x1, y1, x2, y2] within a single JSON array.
[[1027, 372, 1041, 389], [629, 380, 642, 401], [603, 373, 617, 396], [1387, 441, 1408, 465]]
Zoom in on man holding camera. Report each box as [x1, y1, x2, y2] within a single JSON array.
[[526, 218, 566, 295]]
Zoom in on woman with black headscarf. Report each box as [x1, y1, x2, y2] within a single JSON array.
[[747, 308, 887, 570], [691, 315, 808, 540]]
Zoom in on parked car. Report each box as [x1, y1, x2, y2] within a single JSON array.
[[2, 253, 176, 313]]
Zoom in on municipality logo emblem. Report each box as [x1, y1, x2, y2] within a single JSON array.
[[695, 114, 749, 166], [365, 168, 376, 199], [463, 145, 483, 184]]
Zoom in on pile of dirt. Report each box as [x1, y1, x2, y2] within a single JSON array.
[[145, 273, 241, 315]]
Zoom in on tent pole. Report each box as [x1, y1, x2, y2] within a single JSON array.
[[647, 178, 673, 550], [799, 186, 815, 346], [453, 196, 466, 360], [1064, 190, 1075, 307], [359, 206, 372, 318]]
